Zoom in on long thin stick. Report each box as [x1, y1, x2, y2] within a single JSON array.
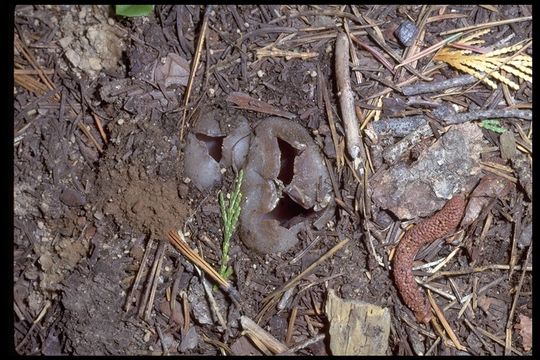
[[257, 238, 350, 321], [124, 237, 154, 312], [144, 241, 167, 321], [139, 240, 166, 318], [179, 5, 213, 142], [335, 32, 362, 161], [505, 243, 532, 355]]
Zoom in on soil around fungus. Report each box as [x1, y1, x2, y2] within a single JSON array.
[[13, 4, 532, 356]]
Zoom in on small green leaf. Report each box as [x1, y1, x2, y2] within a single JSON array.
[[115, 5, 154, 17], [480, 119, 506, 134]]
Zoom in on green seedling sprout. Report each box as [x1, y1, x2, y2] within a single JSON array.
[[115, 5, 154, 17], [217, 169, 244, 284], [480, 119, 506, 134]]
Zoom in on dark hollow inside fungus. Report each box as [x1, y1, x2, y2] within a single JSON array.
[[239, 117, 334, 254], [277, 137, 298, 185], [263, 195, 315, 229], [195, 133, 225, 162]]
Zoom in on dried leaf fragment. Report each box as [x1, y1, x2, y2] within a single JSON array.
[[153, 53, 190, 87], [514, 314, 532, 351]]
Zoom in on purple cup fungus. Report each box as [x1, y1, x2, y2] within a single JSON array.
[[184, 110, 250, 190], [239, 117, 334, 254]]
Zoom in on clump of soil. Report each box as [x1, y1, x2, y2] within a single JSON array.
[[90, 116, 189, 237]]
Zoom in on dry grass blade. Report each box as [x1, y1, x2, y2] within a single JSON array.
[[426, 13, 469, 23], [14, 68, 55, 75], [14, 74, 50, 95], [92, 112, 109, 145], [479, 164, 518, 183], [440, 16, 532, 36], [179, 5, 212, 142], [428, 290, 466, 351], [14, 36, 59, 100], [256, 238, 350, 322], [166, 229, 241, 306], [166, 229, 227, 287], [77, 122, 103, 153], [396, 32, 463, 69]]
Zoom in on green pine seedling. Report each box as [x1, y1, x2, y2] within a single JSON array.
[[217, 170, 244, 285]]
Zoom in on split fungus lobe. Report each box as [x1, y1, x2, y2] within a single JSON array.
[[184, 115, 334, 254], [239, 117, 333, 254]]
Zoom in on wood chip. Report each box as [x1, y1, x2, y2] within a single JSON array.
[[325, 289, 390, 355], [499, 131, 516, 160]]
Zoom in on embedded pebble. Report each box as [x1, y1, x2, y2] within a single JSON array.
[[60, 187, 86, 207], [395, 20, 418, 47], [179, 327, 199, 352]]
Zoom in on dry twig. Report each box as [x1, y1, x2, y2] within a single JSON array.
[[125, 237, 154, 312], [402, 75, 478, 96], [440, 16, 532, 36], [335, 32, 363, 163], [139, 240, 167, 320], [180, 5, 212, 142], [257, 238, 350, 322], [240, 316, 288, 354], [433, 107, 532, 125], [226, 91, 296, 119]]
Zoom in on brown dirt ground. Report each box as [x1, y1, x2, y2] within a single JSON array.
[[13, 5, 532, 355]]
